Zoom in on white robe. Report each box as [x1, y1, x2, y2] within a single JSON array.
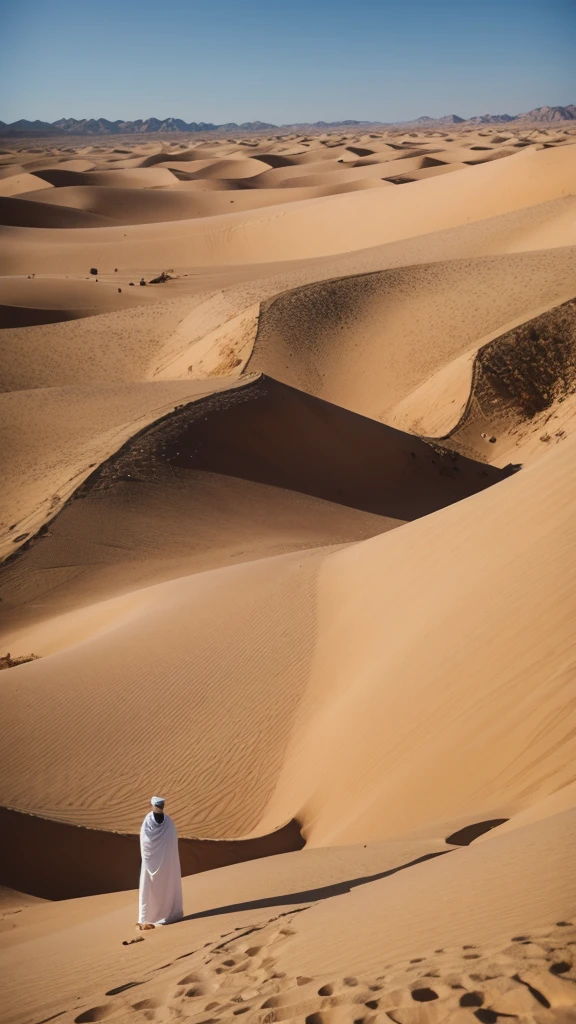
[[138, 812, 183, 925]]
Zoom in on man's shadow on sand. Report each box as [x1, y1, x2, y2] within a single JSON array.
[[180, 850, 450, 923]]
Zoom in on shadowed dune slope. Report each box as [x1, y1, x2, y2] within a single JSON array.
[[0, 431, 573, 848], [0, 275, 160, 328], [0, 375, 504, 635], [7, 180, 394, 225], [0, 194, 113, 228], [434, 297, 576, 466], [0, 807, 304, 900], [0, 376, 247, 562], [31, 166, 179, 188], [8, 185, 304, 223]]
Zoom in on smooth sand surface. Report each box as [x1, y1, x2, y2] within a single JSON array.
[[1, 124, 576, 1023]]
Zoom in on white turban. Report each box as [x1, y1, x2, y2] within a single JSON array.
[[151, 795, 165, 808]]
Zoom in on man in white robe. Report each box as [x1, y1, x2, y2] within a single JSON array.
[[138, 796, 183, 928]]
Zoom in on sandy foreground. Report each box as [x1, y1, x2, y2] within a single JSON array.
[[1, 124, 576, 1024]]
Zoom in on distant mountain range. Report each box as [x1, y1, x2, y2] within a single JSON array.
[[0, 105, 574, 137]]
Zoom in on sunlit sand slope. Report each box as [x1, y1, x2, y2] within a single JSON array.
[[246, 248, 576, 421], [1, 434, 573, 851], [1, 144, 575, 275]]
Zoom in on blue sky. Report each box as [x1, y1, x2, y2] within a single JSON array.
[[0, 0, 574, 124]]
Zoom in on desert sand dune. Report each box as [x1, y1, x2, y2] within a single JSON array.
[[255, 159, 442, 189], [280, 146, 351, 162], [139, 148, 230, 166], [0, 375, 504, 635], [431, 297, 576, 466], [11, 181, 392, 225], [0, 376, 248, 561], [339, 143, 410, 161], [246, 248, 576, 422], [23, 158, 96, 172], [0, 163, 26, 179], [0, 293, 229, 391], [2, 810, 575, 1024], [0, 544, 334, 834], [1, 144, 574, 276], [401, 161, 470, 180], [430, 145, 520, 164], [476, 780, 576, 838], [0, 194, 114, 227], [1, 200, 575, 396], [256, 433, 576, 845], [1, 124, 576, 1023], [0, 171, 53, 197], [245, 157, 358, 186], [0, 274, 159, 328], [164, 176, 246, 191], [31, 166, 179, 188], [278, 808, 576, 973], [171, 157, 273, 179], [1, 431, 573, 848], [252, 152, 474, 189]]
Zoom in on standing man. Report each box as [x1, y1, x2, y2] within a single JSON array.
[[138, 796, 183, 929]]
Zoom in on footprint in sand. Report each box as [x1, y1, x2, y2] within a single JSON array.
[[84, 920, 576, 1024], [75, 1007, 116, 1023]]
